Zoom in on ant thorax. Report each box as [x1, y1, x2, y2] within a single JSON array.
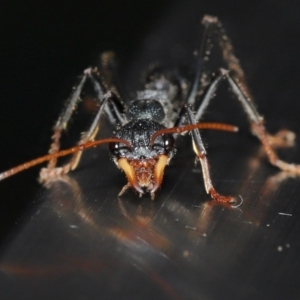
[[136, 74, 183, 128]]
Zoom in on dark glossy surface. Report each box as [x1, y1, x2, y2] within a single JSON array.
[[1, 1, 300, 299], [2, 133, 300, 300]]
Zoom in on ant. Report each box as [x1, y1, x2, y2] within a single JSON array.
[[0, 15, 299, 202]]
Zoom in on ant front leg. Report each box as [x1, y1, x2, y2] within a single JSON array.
[[40, 68, 93, 183], [46, 68, 91, 170], [185, 106, 235, 203], [40, 68, 126, 184]]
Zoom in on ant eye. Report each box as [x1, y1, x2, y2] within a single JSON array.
[[163, 134, 174, 152], [109, 142, 131, 157], [109, 142, 119, 155]]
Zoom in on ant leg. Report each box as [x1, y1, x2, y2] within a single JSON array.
[[46, 54, 126, 169], [193, 67, 300, 174], [200, 15, 252, 100], [98, 52, 127, 125], [174, 69, 227, 140], [186, 106, 235, 202], [223, 73, 300, 174], [47, 68, 91, 171], [84, 68, 127, 128], [40, 71, 126, 183], [99, 52, 123, 97], [191, 68, 300, 174], [39, 85, 104, 183], [186, 16, 219, 107], [201, 15, 297, 148], [190, 15, 300, 174], [175, 16, 219, 129], [78, 68, 126, 167]]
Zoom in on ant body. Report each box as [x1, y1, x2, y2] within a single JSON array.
[[1, 15, 299, 202]]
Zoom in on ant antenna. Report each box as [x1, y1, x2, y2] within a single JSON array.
[[0, 138, 131, 181], [150, 122, 238, 145]]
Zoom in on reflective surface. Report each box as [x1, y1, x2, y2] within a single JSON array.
[[1, 135, 300, 299], [1, 1, 300, 299]]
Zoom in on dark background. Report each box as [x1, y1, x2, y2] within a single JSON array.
[[1, 1, 300, 299]]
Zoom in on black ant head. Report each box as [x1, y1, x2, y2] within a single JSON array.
[[109, 119, 175, 196]]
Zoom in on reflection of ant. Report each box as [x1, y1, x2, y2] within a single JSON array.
[[110, 198, 171, 250], [0, 171, 258, 300], [1, 15, 300, 204], [43, 175, 243, 251], [46, 175, 171, 251]]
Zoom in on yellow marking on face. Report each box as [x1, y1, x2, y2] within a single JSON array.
[[151, 154, 168, 193], [117, 158, 143, 194]]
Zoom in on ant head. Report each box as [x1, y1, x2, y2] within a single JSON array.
[[109, 119, 175, 195]]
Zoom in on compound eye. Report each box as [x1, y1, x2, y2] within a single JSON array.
[[109, 142, 131, 157], [163, 134, 174, 153], [109, 142, 120, 156]]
